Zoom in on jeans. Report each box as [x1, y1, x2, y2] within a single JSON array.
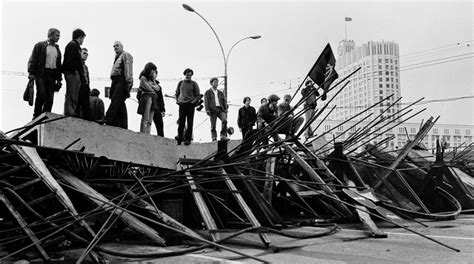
[[105, 77, 128, 129], [64, 71, 81, 116], [140, 96, 154, 134], [177, 103, 195, 142], [33, 69, 56, 118], [209, 107, 227, 140]]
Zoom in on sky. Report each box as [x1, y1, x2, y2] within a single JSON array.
[[1, 0, 473, 142]]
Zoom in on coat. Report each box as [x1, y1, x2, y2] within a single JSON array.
[[204, 88, 228, 113]]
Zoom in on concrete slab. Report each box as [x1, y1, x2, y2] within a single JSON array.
[[15, 113, 241, 170]]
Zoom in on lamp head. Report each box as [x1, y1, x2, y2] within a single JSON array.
[[251, 35, 262, 39], [182, 4, 195, 12]]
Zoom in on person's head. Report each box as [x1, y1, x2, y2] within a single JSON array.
[[183, 68, 193, 80], [47, 28, 60, 43], [81, 48, 88, 61], [305, 79, 313, 87], [268, 94, 280, 107], [113, 41, 124, 54], [140, 62, 158, 81], [90, 88, 100, 97], [243, 97, 251, 106], [72, 28, 86, 45], [260, 98, 268, 105], [210, 77, 218, 88], [283, 94, 291, 103]]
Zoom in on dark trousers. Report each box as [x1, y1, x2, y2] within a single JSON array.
[[75, 83, 91, 120], [242, 126, 252, 139], [209, 107, 227, 140], [177, 103, 195, 142], [33, 69, 56, 118], [105, 78, 128, 129], [153, 111, 164, 137], [64, 71, 81, 116]]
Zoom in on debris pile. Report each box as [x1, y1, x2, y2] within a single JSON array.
[[1, 68, 472, 263]]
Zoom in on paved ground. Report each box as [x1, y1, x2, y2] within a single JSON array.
[[181, 214, 474, 263], [9, 214, 473, 263]]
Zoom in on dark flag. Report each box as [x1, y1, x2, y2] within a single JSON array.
[[308, 43, 339, 100]]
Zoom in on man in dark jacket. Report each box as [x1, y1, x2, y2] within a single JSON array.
[[237, 96, 256, 139], [204, 77, 228, 141], [62, 28, 86, 116], [27, 28, 62, 119], [89, 89, 105, 121], [75, 48, 91, 120], [175, 68, 200, 145]]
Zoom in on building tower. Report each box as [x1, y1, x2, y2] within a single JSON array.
[[331, 40, 401, 121]]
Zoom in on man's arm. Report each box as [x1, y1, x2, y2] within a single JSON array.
[[257, 105, 268, 125], [175, 81, 182, 104], [204, 90, 211, 114], [27, 42, 40, 79], [98, 99, 105, 120], [123, 52, 133, 88], [237, 108, 243, 128], [251, 107, 257, 125]]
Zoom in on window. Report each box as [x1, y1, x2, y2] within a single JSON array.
[[399, 127, 404, 133], [454, 129, 460, 135], [386, 78, 390, 81], [386, 84, 390, 88], [466, 130, 471, 135], [378, 59, 382, 63], [410, 128, 416, 133], [325, 125, 331, 131], [433, 128, 438, 134], [386, 71, 389, 75], [444, 129, 449, 134], [385, 59, 389, 63], [379, 71, 382, 75], [379, 84, 383, 88], [385, 65, 389, 69], [380, 91, 383, 94], [379, 77, 383, 82], [337, 125, 344, 131], [378, 65, 382, 69]]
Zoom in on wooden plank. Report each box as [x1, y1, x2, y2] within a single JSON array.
[[222, 169, 271, 246], [0, 194, 50, 261], [54, 169, 166, 246], [180, 164, 221, 242], [353, 203, 387, 238]]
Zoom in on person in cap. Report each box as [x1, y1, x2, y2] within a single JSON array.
[[301, 79, 319, 138], [257, 94, 279, 130], [175, 68, 200, 145], [27, 28, 62, 119], [204, 77, 228, 141], [89, 88, 104, 121], [75, 47, 91, 120], [277, 94, 304, 138], [237, 96, 257, 138]]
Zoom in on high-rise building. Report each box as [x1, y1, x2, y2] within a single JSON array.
[[331, 40, 401, 121]]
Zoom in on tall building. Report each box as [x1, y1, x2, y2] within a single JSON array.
[[312, 39, 473, 152], [331, 40, 401, 121]]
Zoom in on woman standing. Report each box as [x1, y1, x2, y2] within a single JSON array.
[[153, 80, 166, 137], [137, 62, 159, 134]]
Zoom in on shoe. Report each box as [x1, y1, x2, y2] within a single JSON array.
[[176, 141, 182, 145], [184, 140, 191, 145], [220, 136, 228, 141], [321, 93, 327, 101], [95, 119, 107, 125], [212, 138, 217, 142]]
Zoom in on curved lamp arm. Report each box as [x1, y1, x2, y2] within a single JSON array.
[[225, 35, 261, 67]]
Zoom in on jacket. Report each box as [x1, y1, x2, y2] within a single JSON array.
[[110, 51, 134, 89], [62, 40, 83, 77], [237, 106, 257, 129], [257, 104, 277, 125], [301, 85, 318, 107], [204, 88, 227, 113], [27, 40, 62, 81], [175, 80, 200, 104], [89, 96, 105, 121]]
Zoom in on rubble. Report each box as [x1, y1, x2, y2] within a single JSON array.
[[1, 69, 472, 263]]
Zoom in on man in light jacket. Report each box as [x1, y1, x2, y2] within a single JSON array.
[[204, 77, 228, 141]]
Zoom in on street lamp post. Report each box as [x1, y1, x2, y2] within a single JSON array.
[[182, 4, 261, 103]]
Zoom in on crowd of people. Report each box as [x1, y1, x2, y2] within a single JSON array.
[[27, 28, 320, 145]]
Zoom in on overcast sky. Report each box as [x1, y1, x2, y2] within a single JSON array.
[[1, 0, 473, 142]]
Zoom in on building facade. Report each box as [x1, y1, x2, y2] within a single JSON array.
[[331, 40, 401, 121], [313, 119, 473, 152]]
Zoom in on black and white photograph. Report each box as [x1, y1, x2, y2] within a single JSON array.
[[0, 0, 473, 263]]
